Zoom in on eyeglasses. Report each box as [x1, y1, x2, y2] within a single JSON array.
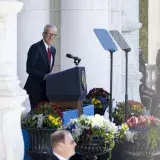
[[44, 32, 57, 38]]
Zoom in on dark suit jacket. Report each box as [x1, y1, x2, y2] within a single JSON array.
[[47, 153, 60, 160], [24, 40, 56, 96], [47, 153, 84, 160]]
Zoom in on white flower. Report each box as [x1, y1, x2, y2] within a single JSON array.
[[125, 130, 137, 143], [107, 122, 117, 134], [33, 114, 44, 128], [66, 114, 117, 141], [69, 118, 79, 124]]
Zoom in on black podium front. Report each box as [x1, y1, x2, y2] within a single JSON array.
[[46, 67, 87, 116]]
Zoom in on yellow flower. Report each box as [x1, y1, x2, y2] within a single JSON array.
[[50, 117, 62, 126], [54, 121, 58, 125], [48, 115, 54, 121], [121, 123, 129, 131], [91, 98, 96, 103], [92, 98, 101, 105], [96, 100, 101, 104], [132, 105, 136, 110]]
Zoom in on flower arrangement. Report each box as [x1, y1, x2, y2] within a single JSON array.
[[65, 114, 117, 159], [118, 115, 160, 149], [84, 88, 110, 109], [112, 100, 145, 125], [22, 102, 62, 129]]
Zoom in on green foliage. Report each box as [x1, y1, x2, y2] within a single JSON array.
[[84, 88, 110, 109], [22, 102, 62, 129], [119, 115, 160, 149], [112, 100, 145, 125]]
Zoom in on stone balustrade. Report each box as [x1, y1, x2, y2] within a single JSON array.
[[146, 64, 157, 90]]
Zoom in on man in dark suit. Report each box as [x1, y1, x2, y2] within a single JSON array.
[[48, 130, 77, 160], [24, 24, 57, 109]]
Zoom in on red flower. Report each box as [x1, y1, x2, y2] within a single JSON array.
[[32, 101, 62, 118], [126, 115, 160, 128], [128, 100, 144, 109], [126, 116, 138, 127]]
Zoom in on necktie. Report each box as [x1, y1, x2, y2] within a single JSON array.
[[47, 47, 52, 63]]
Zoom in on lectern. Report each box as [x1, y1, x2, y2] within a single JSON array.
[[46, 67, 87, 116]]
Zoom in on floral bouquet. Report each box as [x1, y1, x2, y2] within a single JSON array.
[[84, 88, 110, 115], [65, 114, 117, 159], [113, 100, 146, 125], [118, 115, 160, 158], [22, 102, 62, 129]]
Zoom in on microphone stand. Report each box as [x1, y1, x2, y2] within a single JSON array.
[[74, 59, 81, 66]]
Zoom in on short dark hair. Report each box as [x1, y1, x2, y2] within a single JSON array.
[[51, 130, 70, 148]]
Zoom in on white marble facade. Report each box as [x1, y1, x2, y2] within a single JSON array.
[[0, 0, 142, 159], [121, 0, 142, 101], [17, 0, 142, 103], [61, 0, 110, 92], [0, 1, 27, 160], [148, 0, 160, 65]]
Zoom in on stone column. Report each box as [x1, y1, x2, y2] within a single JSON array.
[[121, 0, 142, 101], [17, 0, 51, 112], [108, 0, 123, 102], [61, 0, 110, 91], [148, 0, 160, 64], [0, 0, 27, 159], [50, 0, 61, 73], [17, 0, 51, 88]]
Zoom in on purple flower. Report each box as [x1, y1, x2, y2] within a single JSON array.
[[68, 124, 76, 131], [98, 96, 107, 103]]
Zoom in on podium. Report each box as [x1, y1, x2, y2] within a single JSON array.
[[46, 67, 87, 116]]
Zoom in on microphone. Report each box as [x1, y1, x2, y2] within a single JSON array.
[[66, 53, 81, 61]]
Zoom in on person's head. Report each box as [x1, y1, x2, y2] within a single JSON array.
[[42, 24, 57, 46], [51, 130, 77, 159]]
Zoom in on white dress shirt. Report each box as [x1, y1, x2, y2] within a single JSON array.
[[53, 152, 68, 160], [43, 39, 53, 69]]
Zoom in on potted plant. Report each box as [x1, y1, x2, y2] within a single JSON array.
[[112, 100, 146, 126], [118, 115, 160, 159], [22, 102, 62, 158], [65, 114, 117, 160], [84, 88, 110, 115]]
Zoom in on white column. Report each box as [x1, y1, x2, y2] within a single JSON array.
[[0, 1, 27, 160], [17, 0, 51, 88], [50, 0, 61, 73], [17, 0, 51, 112], [148, 0, 160, 64], [108, 0, 123, 102], [121, 0, 142, 101], [61, 0, 110, 91]]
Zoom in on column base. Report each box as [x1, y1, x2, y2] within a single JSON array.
[[0, 75, 28, 160]]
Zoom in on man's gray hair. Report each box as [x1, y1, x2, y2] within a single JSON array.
[[43, 24, 57, 33]]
